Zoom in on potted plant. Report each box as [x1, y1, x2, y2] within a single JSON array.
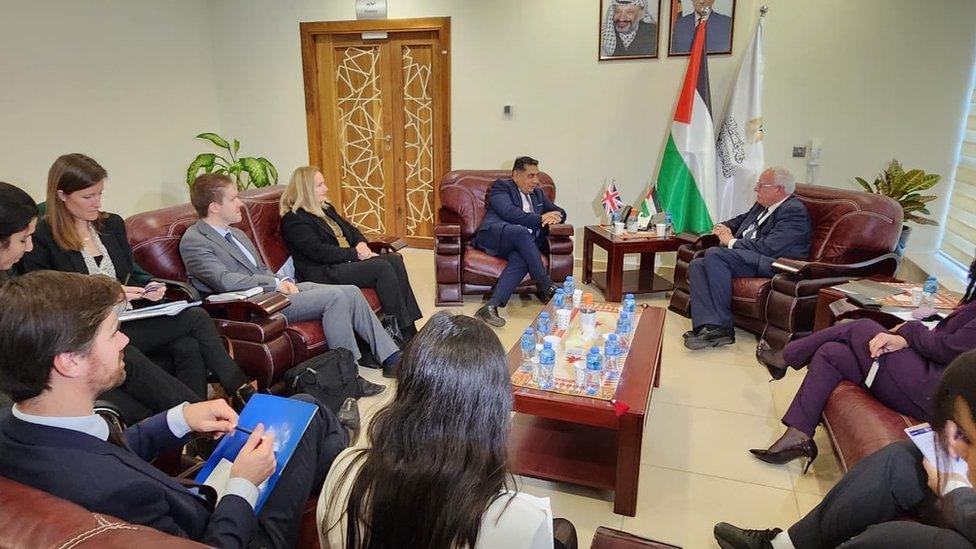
[[186, 133, 278, 190], [855, 159, 941, 256]]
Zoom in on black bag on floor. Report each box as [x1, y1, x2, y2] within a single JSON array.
[[282, 348, 360, 413]]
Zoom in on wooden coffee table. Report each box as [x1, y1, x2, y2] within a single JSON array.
[[507, 304, 666, 516], [583, 225, 683, 302]]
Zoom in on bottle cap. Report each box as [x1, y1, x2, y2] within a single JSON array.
[[543, 341, 553, 349], [625, 293, 634, 300], [555, 288, 564, 295], [524, 328, 534, 335], [590, 346, 600, 354], [608, 333, 618, 342], [566, 275, 574, 282], [539, 312, 549, 319], [583, 292, 593, 304]]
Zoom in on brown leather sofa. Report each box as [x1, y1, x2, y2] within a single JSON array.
[[435, 170, 574, 305], [822, 381, 918, 472], [125, 185, 399, 389], [669, 184, 903, 370]]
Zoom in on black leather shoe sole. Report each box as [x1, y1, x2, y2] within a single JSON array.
[[475, 307, 506, 327], [358, 377, 386, 397], [684, 334, 735, 350]]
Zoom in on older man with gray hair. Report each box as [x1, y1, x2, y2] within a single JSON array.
[[601, 0, 658, 57], [685, 167, 812, 350]]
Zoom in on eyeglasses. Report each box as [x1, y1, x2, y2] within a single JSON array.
[[754, 184, 781, 190]]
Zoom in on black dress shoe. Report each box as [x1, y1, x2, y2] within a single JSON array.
[[750, 438, 819, 473], [475, 304, 506, 327], [357, 376, 386, 398], [714, 523, 781, 549], [536, 284, 558, 303], [684, 326, 735, 350], [336, 397, 361, 433]]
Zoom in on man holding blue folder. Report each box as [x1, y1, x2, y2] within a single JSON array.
[[0, 271, 348, 548]]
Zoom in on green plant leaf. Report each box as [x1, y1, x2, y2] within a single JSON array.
[[855, 177, 873, 193], [257, 157, 278, 184], [197, 132, 231, 151], [240, 157, 270, 188], [919, 195, 937, 203], [232, 139, 240, 156], [186, 153, 216, 186]]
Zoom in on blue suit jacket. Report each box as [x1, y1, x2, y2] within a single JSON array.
[[0, 408, 256, 548], [670, 11, 732, 54], [722, 195, 812, 273], [471, 178, 566, 257]]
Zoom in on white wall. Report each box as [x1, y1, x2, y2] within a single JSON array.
[[204, 0, 976, 258], [0, 0, 221, 215]]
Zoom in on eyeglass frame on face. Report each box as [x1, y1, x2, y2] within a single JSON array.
[[754, 183, 782, 191]]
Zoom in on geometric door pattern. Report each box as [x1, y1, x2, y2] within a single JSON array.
[[400, 45, 435, 239], [334, 45, 388, 233]]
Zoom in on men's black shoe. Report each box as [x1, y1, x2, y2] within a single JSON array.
[[358, 352, 381, 370], [536, 284, 558, 303], [475, 304, 506, 327], [713, 522, 781, 549], [357, 376, 386, 397], [684, 326, 735, 350], [337, 397, 361, 434], [381, 351, 401, 379]]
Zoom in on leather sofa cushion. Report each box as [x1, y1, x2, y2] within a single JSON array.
[[822, 381, 919, 471], [462, 247, 550, 287], [285, 320, 330, 354]]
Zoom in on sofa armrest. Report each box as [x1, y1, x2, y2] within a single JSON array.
[[366, 234, 407, 254], [203, 292, 290, 322], [435, 223, 462, 256], [772, 253, 900, 279], [547, 223, 574, 237], [547, 223, 574, 256]]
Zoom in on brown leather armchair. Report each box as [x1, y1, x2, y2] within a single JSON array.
[[125, 185, 401, 390], [669, 184, 903, 370], [435, 170, 574, 305]]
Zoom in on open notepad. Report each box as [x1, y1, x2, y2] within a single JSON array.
[[195, 394, 317, 512], [206, 287, 264, 303], [119, 301, 202, 322]]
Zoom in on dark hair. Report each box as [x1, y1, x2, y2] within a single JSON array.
[[0, 181, 38, 248], [329, 312, 514, 548], [962, 252, 976, 305], [47, 153, 109, 251], [512, 156, 539, 173], [0, 271, 123, 402], [190, 173, 235, 218], [929, 350, 976, 487]]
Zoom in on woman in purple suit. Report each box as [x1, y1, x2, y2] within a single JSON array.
[[751, 256, 976, 471]]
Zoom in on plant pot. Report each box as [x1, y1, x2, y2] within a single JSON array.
[[894, 224, 911, 257]]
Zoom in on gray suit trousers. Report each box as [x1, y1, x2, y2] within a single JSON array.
[[281, 282, 398, 363]]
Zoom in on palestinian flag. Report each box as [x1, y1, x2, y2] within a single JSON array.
[[655, 14, 716, 234], [639, 185, 657, 218]]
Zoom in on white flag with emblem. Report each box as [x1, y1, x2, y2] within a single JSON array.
[[716, 17, 765, 221]]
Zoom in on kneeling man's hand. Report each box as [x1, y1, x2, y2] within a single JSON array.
[[182, 400, 239, 438], [231, 424, 277, 486]]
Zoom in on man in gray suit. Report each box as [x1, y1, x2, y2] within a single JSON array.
[[179, 174, 401, 380]]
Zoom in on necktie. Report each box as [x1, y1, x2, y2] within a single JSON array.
[[224, 232, 257, 266], [743, 208, 768, 240]]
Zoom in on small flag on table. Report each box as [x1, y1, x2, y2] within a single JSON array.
[[602, 180, 623, 216]]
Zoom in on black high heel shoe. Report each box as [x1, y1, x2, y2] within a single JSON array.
[[749, 439, 818, 473]]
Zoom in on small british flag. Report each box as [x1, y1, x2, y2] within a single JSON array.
[[601, 180, 623, 215]]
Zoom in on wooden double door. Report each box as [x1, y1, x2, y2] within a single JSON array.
[[301, 18, 451, 249]]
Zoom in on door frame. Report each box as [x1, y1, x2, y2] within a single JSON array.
[[299, 17, 451, 244]]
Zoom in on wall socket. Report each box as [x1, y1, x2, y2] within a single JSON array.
[[792, 146, 807, 158]]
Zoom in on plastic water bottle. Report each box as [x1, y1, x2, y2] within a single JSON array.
[[585, 347, 603, 396], [664, 211, 673, 234], [563, 276, 575, 300], [538, 342, 556, 390], [536, 312, 551, 342], [921, 276, 938, 308], [623, 293, 636, 314], [604, 333, 621, 381], [553, 288, 565, 310], [580, 292, 597, 335], [520, 328, 536, 374], [616, 311, 632, 353]]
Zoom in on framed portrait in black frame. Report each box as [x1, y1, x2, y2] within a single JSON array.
[[668, 0, 736, 56], [599, 0, 662, 60]]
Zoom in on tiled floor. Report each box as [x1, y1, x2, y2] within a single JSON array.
[[356, 249, 840, 548]]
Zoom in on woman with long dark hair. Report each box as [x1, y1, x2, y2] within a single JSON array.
[[280, 166, 422, 340], [317, 312, 576, 549], [751, 255, 976, 471], [19, 153, 254, 419], [0, 181, 38, 279], [715, 350, 976, 548]]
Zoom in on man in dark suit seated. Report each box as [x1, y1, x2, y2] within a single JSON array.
[[685, 167, 811, 350], [0, 271, 349, 548], [472, 156, 567, 327]]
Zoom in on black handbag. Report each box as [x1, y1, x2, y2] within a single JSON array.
[[282, 348, 360, 413]]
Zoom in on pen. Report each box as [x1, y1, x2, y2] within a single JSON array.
[[235, 425, 253, 436]]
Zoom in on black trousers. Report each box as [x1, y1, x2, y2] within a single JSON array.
[[790, 441, 973, 548], [320, 254, 422, 332], [122, 307, 247, 399], [248, 393, 349, 549], [100, 346, 201, 423]]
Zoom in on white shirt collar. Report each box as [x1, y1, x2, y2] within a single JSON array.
[[764, 195, 790, 216], [11, 404, 109, 441], [205, 221, 231, 237]]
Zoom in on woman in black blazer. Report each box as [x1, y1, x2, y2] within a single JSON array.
[[280, 166, 422, 337], [19, 154, 254, 415]]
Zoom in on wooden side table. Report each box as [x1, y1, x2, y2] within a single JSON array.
[[583, 225, 683, 303]]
